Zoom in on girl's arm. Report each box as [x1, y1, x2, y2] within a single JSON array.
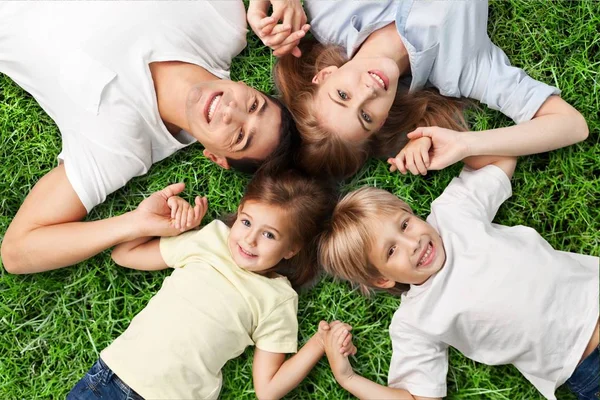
[[252, 321, 354, 400], [111, 237, 167, 271]]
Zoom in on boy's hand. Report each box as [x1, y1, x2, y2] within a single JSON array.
[[247, 0, 309, 58], [405, 126, 470, 171], [388, 136, 432, 175], [167, 195, 208, 232], [323, 321, 357, 383], [316, 320, 357, 357]]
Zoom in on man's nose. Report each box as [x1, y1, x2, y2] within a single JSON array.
[[222, 100, 246, 124]]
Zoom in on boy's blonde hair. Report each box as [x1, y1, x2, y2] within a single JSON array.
[[319, 187, 412, 296]]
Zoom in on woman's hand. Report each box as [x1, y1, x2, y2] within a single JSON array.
[[322, 321, 357, 384], [405, 126, 470, 171], [247, 0, 309, 58], [388, 137, 432, 175], [167, 195, 208, 232]]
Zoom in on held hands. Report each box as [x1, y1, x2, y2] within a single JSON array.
[[388, 127, 470, 175], [134, 183, 208, 237], [317, 321, 357, 383], [247, 0, 310, 58]]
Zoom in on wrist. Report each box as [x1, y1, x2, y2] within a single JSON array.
[[459, 131, 476, 158], [125, 209, 150, 238], [309, 333, 326, 355]]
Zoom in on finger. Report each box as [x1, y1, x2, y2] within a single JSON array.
[[257, 16, 277, 31], [161, 182, 185, 198], [290, 46, 302, 58], [406, 152, 420, 176], [407, 127, 431, 139], [318, 320, 330, 331], [187, 201, 195, 227], [337, 329, 349, 347], [273, 29, 306, 48], [413, 151, 428, 175], [350, 345, 357, 356], [395, 152, 407, 175], [169, 199, 178, 220], [342, 332, 352, 348], [175, 203, 185, 230], [387, 158, 398, 173], [422, 145, 431, 168]]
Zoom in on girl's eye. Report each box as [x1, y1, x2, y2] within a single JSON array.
[[249, 99, 258, 113], [401, 219, 409, 231], [235, 130, 244, 145], [361, 110, 372, 123], [241, 219, 251, 227], [387, 245, 396, 258], [337, 90, 348, 100], [263, 231, 275, 240]]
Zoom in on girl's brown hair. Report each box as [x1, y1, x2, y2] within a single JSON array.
[[274, 38, 468, 178], [319, 187, 412, 296], [228, 164, 336, 290]]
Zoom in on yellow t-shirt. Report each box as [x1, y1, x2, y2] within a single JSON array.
[[100, 220, 298, 399]]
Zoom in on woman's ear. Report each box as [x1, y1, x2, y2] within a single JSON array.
[[312, 66, 339, 85], [373, 276, 396, 289]]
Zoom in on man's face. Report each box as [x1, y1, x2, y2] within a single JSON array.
[[368, 210, 446, 287], [185, 80, 282, 168]]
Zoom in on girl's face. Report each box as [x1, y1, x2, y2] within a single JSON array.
[[312, 56, 400, 142], [228, 200, 300, 273]]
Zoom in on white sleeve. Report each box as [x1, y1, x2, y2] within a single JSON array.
[[461, 42, 560, 124], [431, 165, 512, 223], [388, 320, 448, 398]]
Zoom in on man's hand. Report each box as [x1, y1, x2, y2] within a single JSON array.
[[403, 126, 470, 171], [248, 0, 309, 58], [133, 183, 204, 237], [388, 136, 432, 175]]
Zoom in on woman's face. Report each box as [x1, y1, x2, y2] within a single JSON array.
[[312, 56, 400, 142]]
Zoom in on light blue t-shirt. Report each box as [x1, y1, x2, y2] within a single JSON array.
[[306, 0, 560, 123]]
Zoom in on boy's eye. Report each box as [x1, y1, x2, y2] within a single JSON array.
[[401, 220, 409, 231], [263, 231, 275, 240], [337, 90, 348, 100], [361, 110, 372, 123], [387, 245, 396, 259], [241, 219, 251, 227], [249, 99, 258, 113], [235, 130, 244, 145]]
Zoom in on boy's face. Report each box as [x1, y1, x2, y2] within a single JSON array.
[[368, 211, 446, 287]]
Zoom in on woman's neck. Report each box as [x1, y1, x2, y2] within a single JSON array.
[[354, 22, 410, 77], [150, 61, 219, 134]]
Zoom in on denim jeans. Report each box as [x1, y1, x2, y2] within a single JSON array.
[[67, 358, 144, 400], [565, 345, 600, 400]]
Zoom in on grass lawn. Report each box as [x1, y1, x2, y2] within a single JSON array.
[[1, 1, 598, 399]]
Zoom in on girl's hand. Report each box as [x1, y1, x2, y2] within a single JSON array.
[[167, 195, 208, 232], [405, 126, 470, 171], [323, 321, 356, 383], [316, 321, 357, 357], [388, 137, 432, 175], [247, 0, 309, 58]]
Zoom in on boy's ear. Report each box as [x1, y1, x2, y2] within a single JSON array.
[[203, 149, 230, 170], [312, 66, 338, 85], [373, 276, 396, 289]]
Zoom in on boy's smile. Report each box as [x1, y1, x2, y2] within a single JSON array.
[[368, 211, 446, 287]]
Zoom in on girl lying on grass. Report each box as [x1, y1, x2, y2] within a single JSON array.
[[68, 168, 356, 400], [318, 132, 599, 400]]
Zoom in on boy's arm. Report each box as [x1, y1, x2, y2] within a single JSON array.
[[111, 237, 167, 271], [251, 321, 354, 400]]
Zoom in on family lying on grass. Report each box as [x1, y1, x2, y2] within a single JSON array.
[[1, 0, 597, 399]]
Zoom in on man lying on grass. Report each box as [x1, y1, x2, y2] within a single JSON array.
[[0, 1, 295, 274]]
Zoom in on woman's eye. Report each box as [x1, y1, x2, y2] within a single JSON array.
[[241, 219, 251, 227], [361, 110, 372, 123], [337, 90, 348, 100], [263, 231, 275, 240], [249, 99, 258, 113], [387, 245, 396, 258], [401, 220, 409, 231], [235, 130, 244, 145]]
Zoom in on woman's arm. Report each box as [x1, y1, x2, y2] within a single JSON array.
[[252, 321, 354, 400]]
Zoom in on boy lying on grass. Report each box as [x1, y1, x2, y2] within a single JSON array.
[[319, 132, 599, 400]]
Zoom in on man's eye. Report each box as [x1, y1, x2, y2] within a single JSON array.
[[235, 131, 244, 145], [241, 219, 250, 227], [337, 90, 348, 100], [388, 245, 396, 258], [361, 110, 372, 123], [249, 99, 258, 113], [263, 231, 275, 240]]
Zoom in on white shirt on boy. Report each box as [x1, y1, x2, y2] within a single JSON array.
[[388, 165, 599, 399]]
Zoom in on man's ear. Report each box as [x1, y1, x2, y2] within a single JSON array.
[[373, 276, 396, 289], [312, 65, 339, 85], [203, 149, 230, 170]]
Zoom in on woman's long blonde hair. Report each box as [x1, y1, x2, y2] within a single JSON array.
[[274, 38, 468, 178]]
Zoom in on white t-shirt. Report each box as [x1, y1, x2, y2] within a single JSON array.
[[0, 2, 247, 211], [388, 165, 599, 399], [101, 220, 298, 399]]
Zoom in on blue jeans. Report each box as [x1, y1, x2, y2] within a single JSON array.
[[566, 345, 600, 400], [67, 358, 144, 400]]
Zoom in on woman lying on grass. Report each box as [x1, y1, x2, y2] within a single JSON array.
[[318, 131, 599, 400], [252, 0, 588, 178], [67, 167, 356, 400]]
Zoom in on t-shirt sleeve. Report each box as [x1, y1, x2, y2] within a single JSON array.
[[461, 42, 560, 124], [432, 165, 512, 222], [388, 320, 448, 398], [159, 229, 203, 269], [252, 296, 298, 354]]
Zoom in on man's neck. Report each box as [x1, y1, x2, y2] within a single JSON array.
[[150, 61, 219, 134], [354, 22, 410, 77]]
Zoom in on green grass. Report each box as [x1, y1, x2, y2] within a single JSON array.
[[1, 1, 598, 399]]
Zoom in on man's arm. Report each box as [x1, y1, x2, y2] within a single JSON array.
[[1, 165, 187, 274]]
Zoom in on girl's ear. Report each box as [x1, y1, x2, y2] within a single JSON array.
[[312, 66, 339, 85], [284, 245, 301, 260], [373, 276, 396, 289]]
